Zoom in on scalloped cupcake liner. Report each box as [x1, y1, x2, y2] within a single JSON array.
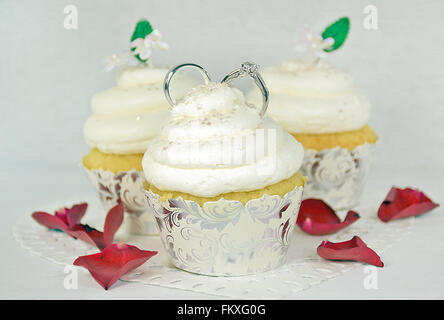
[[300, 143, 376, 210], [145, 185, 304, 276], [82, 166, 159, 236]]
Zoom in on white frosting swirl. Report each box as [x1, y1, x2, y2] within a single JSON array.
[[247, 60, 371, 134], [84, 66, 196, 154], [142, 83, 304, 197]]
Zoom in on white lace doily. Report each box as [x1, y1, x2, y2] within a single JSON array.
[[13, 196, 413, 299]]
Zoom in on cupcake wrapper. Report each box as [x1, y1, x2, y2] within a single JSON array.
[[83, 167, 159, 235], [300, 143, 376, 210], [145, 185, 304, 276]]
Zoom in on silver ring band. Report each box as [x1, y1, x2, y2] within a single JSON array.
[[164, 63, 212, 107], [221, 61, 269, 118]]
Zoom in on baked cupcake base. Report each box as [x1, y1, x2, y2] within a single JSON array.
[[82, 148, 144, 173], [290, 125, 378, 151], [82, 149, 158, 235], [145, 172, 305, 276], [146, 171, 306, 206]]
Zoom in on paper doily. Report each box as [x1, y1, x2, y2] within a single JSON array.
[[13, 196, 413, 299]]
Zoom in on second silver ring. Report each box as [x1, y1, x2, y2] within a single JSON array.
[[164, 63, 212, 107], [221, 61, 269, 118]]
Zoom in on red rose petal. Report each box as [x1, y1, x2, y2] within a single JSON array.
[[65, 202, 123, 250], [73, 243, 158, 290], [66, 225, 107, 250], [32, 201, 123, 250], [33, 202, 88, 230], [297, 199, 360, 235], [378, 187, 439, 222], [64, 203, 88, 227], [317, 236, 384, 267], [32, 212, 67, 230], [103, 202, 124, 246]]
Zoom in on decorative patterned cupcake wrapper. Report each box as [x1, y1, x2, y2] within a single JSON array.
[[145, 185, 304, 276], [83, 167, 159, 236], [300, 143, 376, 210]]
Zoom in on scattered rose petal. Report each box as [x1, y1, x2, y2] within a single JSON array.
[[32, 201, 124, 250], [317, 236, 383, 267], [32, 203, 88, 231], [74, 243, 158, 290], [65, 224, 107, 250], [103, 202, 125, 246], [297, 199, 360, 235], [378, 187, 439, 222], [32, 211, 68, 231], [56, 203, 88, 227], [66, 202, 124, 250]]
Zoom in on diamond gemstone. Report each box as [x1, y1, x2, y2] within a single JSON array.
[[241, 61, 259, 75]]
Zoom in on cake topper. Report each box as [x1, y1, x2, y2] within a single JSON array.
[[163, 61, 269, 118], [295, 17, 350, 65], [163, 63, 212, 106], [104, 18, 169, 71], [222, 62, 269, 118]]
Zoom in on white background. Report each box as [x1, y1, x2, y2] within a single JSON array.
[[1, 0, 443, 299]]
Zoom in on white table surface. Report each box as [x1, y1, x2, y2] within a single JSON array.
[[1, 163, 442, 299]]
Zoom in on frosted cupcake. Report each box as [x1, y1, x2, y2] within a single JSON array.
[[82, 19, 195, 235], [143, 62, 306, 276], [248, 18, 378, 210]]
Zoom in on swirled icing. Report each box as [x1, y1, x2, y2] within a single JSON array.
[[84, 66, 196, 154], [142, 82, 304, 197], [246, 60, 371, 134]]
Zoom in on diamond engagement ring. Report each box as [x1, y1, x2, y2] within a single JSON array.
[[164, 61, 268, 118], [221, 61, 269, 118]]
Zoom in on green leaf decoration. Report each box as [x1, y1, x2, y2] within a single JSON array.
[[130, 19, 154, 63], [321, 17, 350, 52], [131, 19, 153, 41]]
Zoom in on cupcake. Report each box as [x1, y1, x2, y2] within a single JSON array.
[[143, 62, 306, 276], [82, 19, 196, 235], [248, 18, 378, 210]]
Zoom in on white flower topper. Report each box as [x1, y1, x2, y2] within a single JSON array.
[[130, 29, 169, 61], [294, 17, 350, 66], [295, 30, 335, 62], [104, 19, 169, 71]]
